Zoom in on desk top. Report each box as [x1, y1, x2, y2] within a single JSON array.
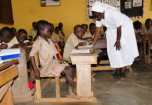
[[0, 59, 18, 71]]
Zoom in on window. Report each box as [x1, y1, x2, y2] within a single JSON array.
[[0, 0, 14, 24]]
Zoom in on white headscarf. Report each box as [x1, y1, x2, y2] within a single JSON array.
[[92, 1, 117, 13]]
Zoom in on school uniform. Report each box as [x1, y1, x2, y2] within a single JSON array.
[[82, 32, 93, 38], [63, 33, 82, 62], [51, 32, 61, 42], [141, 27, 152, 35], [29, 29, 37, 38], [58, 32, 65, 41], [29, 36, 67, 76], [5, 37, 18, 48]]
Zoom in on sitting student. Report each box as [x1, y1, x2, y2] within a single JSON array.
[[30, 20, 76, 95], [12, 29, 31, 48], [100, 26, 107, 39], [56, 25, 65, 47], [58, 22, 65, 37], [82, 24, 89, 37], [10, 27, 18, 44], [133, 20, 142, 49], [63, 25, 86, 62], [141, 19, 152, 54], [141, 19, 152, 35], [29, 22, 37, 40], [0, 27, 16, 49], [49, 23, 62, 49], [82, 23, 95, 40]]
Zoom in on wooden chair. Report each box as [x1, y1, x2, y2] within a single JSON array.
[[144, 34, 152, 64], [34, 53, 60, 101], [143, 34, 152, 63]]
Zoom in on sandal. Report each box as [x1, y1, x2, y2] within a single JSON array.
[[111, 72, 121, 78], [121, 73, 126, 80]]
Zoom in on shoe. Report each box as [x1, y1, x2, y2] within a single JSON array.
[[121, 73, 126, 80], [111, 72, 121, 78]]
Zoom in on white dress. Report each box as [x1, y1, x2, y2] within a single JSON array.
[[96, 9, 139, 68]]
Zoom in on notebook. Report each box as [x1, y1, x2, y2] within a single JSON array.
[[0, 48, 21, 60]]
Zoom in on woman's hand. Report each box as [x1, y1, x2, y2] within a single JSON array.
[[114, 41, 121, 50]]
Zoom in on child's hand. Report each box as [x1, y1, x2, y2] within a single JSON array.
[[34, 70, 40, 79], [0, 44, 8, 49], [79, 42, 87, 46], [58, 59, 64, 64]]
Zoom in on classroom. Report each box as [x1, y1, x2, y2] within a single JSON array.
[[0, 0, 152, 105]]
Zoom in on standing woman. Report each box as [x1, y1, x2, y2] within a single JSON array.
[[91, 1, 139, 80]]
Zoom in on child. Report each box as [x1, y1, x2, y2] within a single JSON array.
[[141, 19, 152, 54], [0, 27, 15, 49], [12, 29, 31, 48], [63, 25, 86, 62], [82, 23, 95, 39], [29, 22, 37, 40], [58, 22, 65, 37], [141, 19, 152, 35], [50, 24, 62, 49], [10, 27, 18, 44], [82, 24, 89, 37], [30, 20, 76, 95], [55, 27, 65, 48]]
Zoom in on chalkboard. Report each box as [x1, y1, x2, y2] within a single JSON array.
[[121, 0, 144, 18], [87, 0, 144, 21]]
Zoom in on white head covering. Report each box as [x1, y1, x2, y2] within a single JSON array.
[[92, 1, 117, 13]]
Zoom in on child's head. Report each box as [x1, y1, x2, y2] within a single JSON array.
[[74, 25, 84, 39], [82, 24, 88, 32], [0, 27, 14, 43], [11, 28, 17, 36], [55, 27, 60, 34], [32, 22, 37, 29], [58, 22, 63, 30], [133, 20, 142, 30], [89, 23, 96, 34], [36, 20, 51, 38], [17, 29, 27, 42], [145, 19, 151, 28]]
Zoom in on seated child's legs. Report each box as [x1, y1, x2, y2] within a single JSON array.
[[62, 66, 76, 95], [97, 52, 103, 65]]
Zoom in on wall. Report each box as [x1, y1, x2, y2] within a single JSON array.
[[0, 0, 152, 40]]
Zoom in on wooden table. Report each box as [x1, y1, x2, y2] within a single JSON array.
[[92, 39, 132, 72], [0, 60, 18, 105], [12, 48, 35, 103], [70, 53, 97, 102]]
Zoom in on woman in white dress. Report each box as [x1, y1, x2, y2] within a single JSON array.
[[91, 1, 139, 80]]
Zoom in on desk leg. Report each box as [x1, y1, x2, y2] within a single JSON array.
[[76, 64, 93, 98], [0, 87, 14, 105]]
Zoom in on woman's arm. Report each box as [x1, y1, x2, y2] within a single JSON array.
[[91, 27, 101, 45], [114, 26, 121, 50]]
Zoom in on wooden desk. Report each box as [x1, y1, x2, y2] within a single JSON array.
[[0, 60, 18, 105], [91, 39, 132, 72], [70, 53, 97, 102], [12, 48, 35, 103]]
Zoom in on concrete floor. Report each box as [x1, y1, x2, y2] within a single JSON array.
[[15, 61, 152, 105]]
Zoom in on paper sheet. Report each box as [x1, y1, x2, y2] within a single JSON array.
[[71, 49, 90, 54]]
